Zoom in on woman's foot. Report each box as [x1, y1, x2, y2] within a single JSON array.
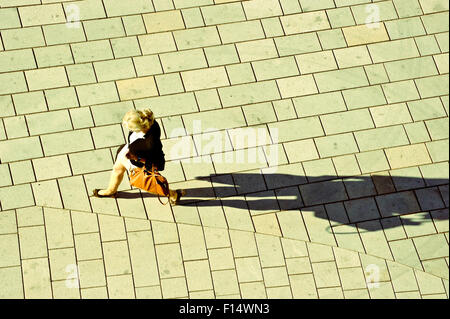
[[93, 189, 117, 198], [170, 189, 186, 206]]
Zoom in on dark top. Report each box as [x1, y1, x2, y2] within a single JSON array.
[[128, 121, 165, 171]]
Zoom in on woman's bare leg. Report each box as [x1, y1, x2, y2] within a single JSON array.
[[98, 159, 127, 196]]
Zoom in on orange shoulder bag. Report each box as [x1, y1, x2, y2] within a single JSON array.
[[129, 164, 170, 205]]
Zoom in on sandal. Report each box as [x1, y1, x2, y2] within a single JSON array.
[[170, 189, 186, 206], [92, 189, 117, 198]]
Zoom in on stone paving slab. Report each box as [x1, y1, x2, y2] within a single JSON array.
[[0, 0, 449, 299]]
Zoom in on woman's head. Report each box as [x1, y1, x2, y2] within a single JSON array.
[[122, 109, 155, 132]]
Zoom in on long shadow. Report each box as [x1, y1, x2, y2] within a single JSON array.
[[117, 172, 449, 232]]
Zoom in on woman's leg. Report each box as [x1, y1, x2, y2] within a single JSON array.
[[98, 158, 127, 196]]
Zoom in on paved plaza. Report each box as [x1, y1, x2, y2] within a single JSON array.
[[0, 0, 449, 299]]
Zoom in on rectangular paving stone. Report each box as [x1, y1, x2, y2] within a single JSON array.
[[118, 74, 160, 100], [138, 32, 176, 55], [71, 40, 113, 64], [185, 260, 213, 292], [143, 9, 185, 34], [376, 191, 421, 217], [407, 97, 447, 121], [212, 269, 240, 296], [32, 180, 63, 208], [62, 0, 105, 20], [18, 3, 65, 27], [318, 29, 347, 50], [22, 258, 52, 299], [385, 56, 438, 82], [103, 0, 154, 17], [202, 2, 245, 25], [178, 224, 207, 261], [405, 122, 431, 144], [133, 55, 163, 77], [333, 155, 361, 177], [303, 158, 337, 182], [0, 48, 36, 73], [0, 136, 43, 162], [19, 226, 47, 259], [351, 1, 398, 24], [343, 86, 387, 110], [41, 129, 94, 156], [296, 50, 338, 74], [321, 109, 374, 135], [44, 208, 74, 249], [236, 38, 278, 63], [256, 233, 285, 268], [3, 116, 28, 139], [78, 260, 107, 289], [327, 7, 355, 28], [275, 33, 322, 57], [300, 180, 348, 206], [269, 117, 324, 143], [155, 243, 185, 279], [205, 44, 239, 67], [355, 125, 410, 151], [421, 11, 449, 34], [277, 74, 318, 99], [414, 233, 448, 260], [401, 212, 437, 237], [339, 267, 367, 291], [33, 155, 71, 181], [102, 241, 132, 276], [370, 103, 413, 128], [365, 64, 390, 85], [369, 38, 420, 63], [290, 274, 318, 299], [181, 66, 230, 91], [243, 0, 282, 19], [76, 82, 119, 106], [218, 20, 265, 44], [385, 144, 432, 170], [48, 248, 77, 282], [66, 63, 97, 86], [34, 44, 73, 68], [343, 23, 390, 46], [25, 67, 68, 91], [219, 80, 280, 108], [426, 118, 449, 140], [312, 261, 340, 289], [345, 197, 380, 223], [0, 72, 28, 95], [386, 17, 426, 40], [83, 17, 125, 41], [45, 87, 79, 110], [111, 36, 141, 58], [314, 67, 369, 93], [94, 58, 136, 82], [2, 26, 45, 50], [252, 56, 300, 81], [281, 11, 330, 34], [0, 7, 21, 29], [43, 23, 86, 46], [27, 110, 72, 136], [160, 48, 207, 72], [0, 95, 14, 117], [74, 232, 103, 261], [334, 46, 372, 68], [0, 234, 20, 268], [0, 267, 23, 299], [106, 274, 135, 299], [427, 139, 449, 162], [181, 7, 204, 28], [415, 74, 449, 99]]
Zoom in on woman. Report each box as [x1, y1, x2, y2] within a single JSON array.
[[93, 109, 184, 205]]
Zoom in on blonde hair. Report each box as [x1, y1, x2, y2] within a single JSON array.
[[122, 109, 155, 132]]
